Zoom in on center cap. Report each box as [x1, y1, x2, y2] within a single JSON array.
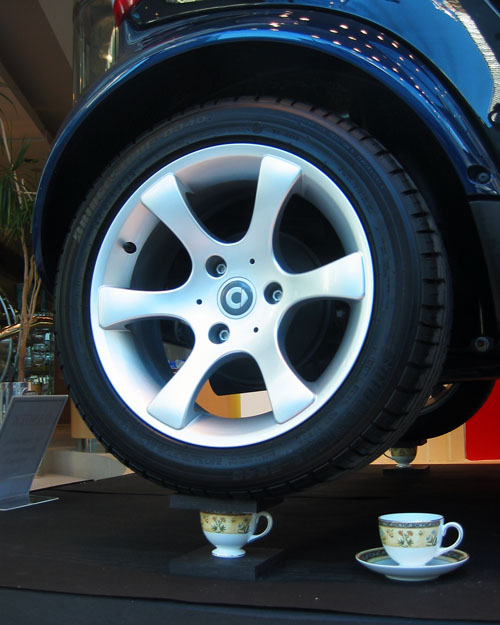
[[218, 278, 256, 318]]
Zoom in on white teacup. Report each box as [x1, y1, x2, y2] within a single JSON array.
[[200, 510, 273, 558], [386, 447, 417, 468], [379, 512, 464, 566]]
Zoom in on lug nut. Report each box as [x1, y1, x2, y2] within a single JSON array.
[[476, 171, 491, 184], [219, 329, 230, 342], [206, 256, 227, 277], [272, 289, 283, 303], [473, 336, 493, 352], [265, 282, 284, 305]]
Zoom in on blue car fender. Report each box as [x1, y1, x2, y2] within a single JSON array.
[[33, 6, 500, 288]]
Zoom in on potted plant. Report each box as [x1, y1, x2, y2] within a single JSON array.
[[0, 86, 42, 384]]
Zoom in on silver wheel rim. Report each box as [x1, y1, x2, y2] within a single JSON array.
[[90, 144, 374, 447]]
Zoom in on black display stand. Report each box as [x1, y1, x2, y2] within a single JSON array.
[[169, 493, 285, 580], [169, 493, 282, 512], [382, 464, 430, 476]]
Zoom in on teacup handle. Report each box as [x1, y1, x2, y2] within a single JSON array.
[[248, 511, 273, 544], [438, 521, 464, 556]]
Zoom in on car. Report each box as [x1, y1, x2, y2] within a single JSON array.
[[33, 0, 500, 497]]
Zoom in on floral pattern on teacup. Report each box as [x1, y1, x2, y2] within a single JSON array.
[[390, 448, 416, 458], [201, 512, 252, 535], [425, 529, 438, 546], [379, 522, 440, 548]]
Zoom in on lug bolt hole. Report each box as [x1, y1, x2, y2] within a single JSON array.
[[123, 241, 137, 254], [209, 324, 230, 344], [264, 282, 283, 304], [206, 256, 227, 277], [467, 165, 491, 185]]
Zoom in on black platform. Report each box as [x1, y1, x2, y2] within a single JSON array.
[[1, 464, 499, 625]]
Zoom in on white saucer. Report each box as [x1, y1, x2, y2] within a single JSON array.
[[355, 547, 469, 582]]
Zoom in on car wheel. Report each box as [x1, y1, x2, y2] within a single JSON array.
[[397, 381, 496, 444], [55, 98, 450, 496]]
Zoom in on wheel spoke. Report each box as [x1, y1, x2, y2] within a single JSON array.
[[98, 285, 193, 330], [253, 342, 315, 424], [146, 345, 222, 429], [286, 252, 366, 305], [244, 156, 302, 250], [141, 173, 218, 254]]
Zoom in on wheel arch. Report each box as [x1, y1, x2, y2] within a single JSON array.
[[34, 11, 500, 338]]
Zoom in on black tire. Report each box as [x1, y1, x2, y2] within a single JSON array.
[[397, 381, 495, 444], [55, 98, 451, 496]]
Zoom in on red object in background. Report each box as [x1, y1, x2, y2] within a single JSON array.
[[465, 381, 500, 460], [113, 0, 140, 26]]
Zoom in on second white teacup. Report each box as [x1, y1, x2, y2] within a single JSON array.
[[379, 512, 464, 566], [201, 510, 273, 558]]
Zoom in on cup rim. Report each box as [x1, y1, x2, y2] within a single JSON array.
[[200, 510, 254, 517], [379, 512, 443, 525]]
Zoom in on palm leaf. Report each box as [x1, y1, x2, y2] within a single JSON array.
[[12, 140, 32, 171], [0, 120, 36, 243]]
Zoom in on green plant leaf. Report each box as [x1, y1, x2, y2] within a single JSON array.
[[12, 140, 32, 171]]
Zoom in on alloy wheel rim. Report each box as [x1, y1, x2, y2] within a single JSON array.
[[90, 144, 374, 447]]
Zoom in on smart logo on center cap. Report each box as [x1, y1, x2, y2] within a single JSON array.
[[219, 278, 255, 318]]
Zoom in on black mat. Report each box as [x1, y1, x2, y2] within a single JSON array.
[[1, 465, 499, 623]]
